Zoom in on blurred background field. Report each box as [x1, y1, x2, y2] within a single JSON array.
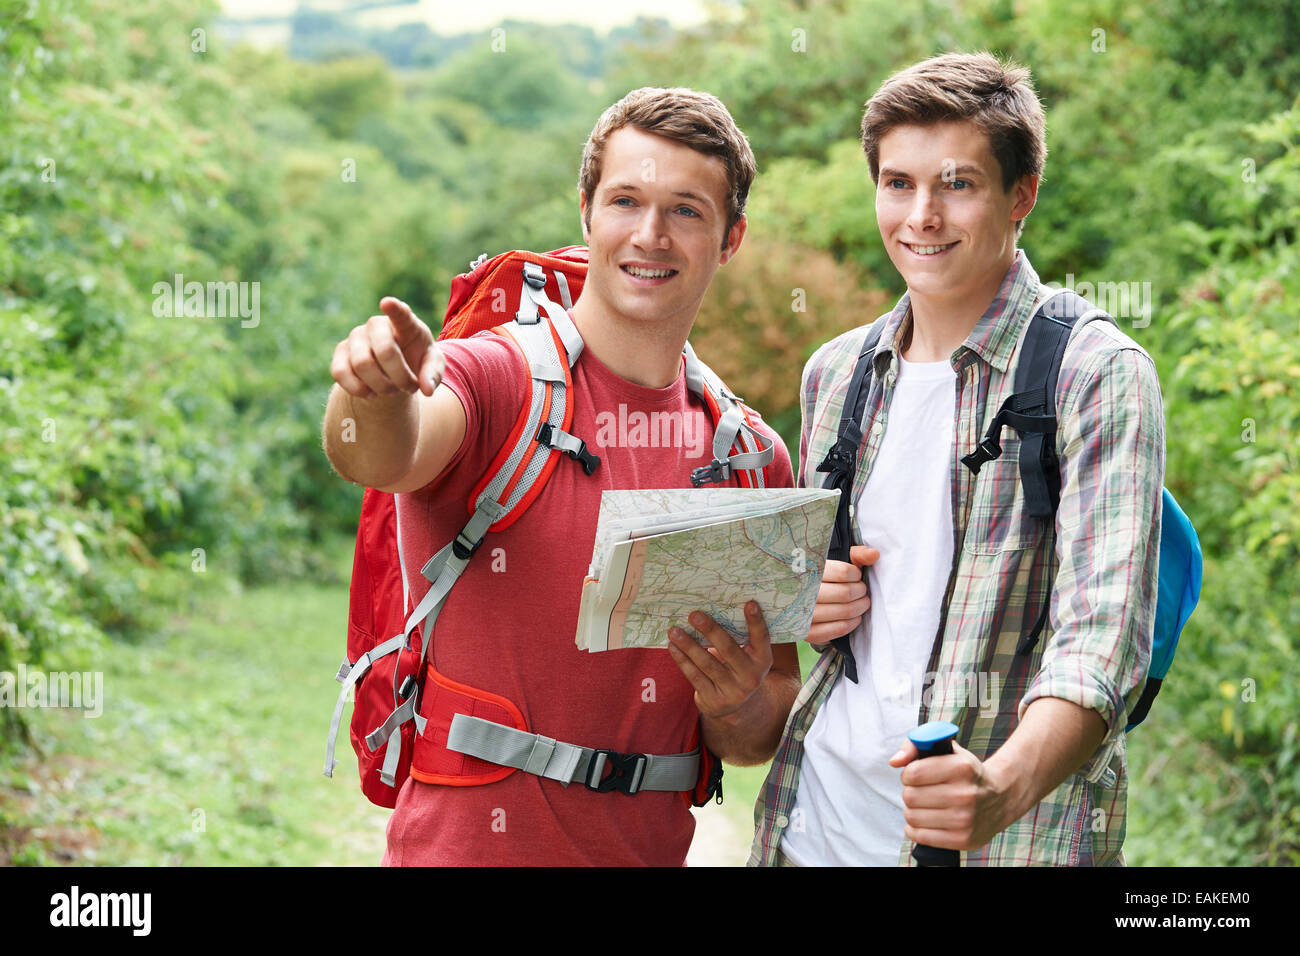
[[1, 0, 1297, 865]]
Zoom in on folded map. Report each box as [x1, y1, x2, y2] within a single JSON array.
[[575, 487, 840, 652]]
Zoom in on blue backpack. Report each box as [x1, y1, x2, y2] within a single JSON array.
[[818, 289, 1202, 730]]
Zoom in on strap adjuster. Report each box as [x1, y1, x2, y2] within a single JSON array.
[[815, 438, 855, 476], [961, 435, 1004, 475], [451, 530, 483, 560], [584, 750, 647, 794], [536, 422, 601, 475], [521, 261, 547, 290], [690, 458, 732, 486]]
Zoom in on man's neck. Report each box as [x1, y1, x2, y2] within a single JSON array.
[[568, 300, 691, 389], [901, 253, 1016, 363]]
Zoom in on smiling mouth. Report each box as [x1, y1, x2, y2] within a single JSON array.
[[902, 241, 958, 257], [620, 264, 679, 280]]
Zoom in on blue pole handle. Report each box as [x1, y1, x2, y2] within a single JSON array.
[[908, 721, 961, 867]]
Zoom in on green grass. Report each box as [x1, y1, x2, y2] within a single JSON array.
[[0, 550, 390, 866]]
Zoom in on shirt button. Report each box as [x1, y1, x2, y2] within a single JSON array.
[[793, 729, 805, 742], [885, 371, 897, 389], [776, 814, 789, 828], [870, 421, 884, 440]]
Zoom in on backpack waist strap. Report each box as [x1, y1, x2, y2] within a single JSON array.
[[446, 713, 701, 794]]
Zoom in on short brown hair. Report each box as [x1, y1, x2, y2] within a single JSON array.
[[579, 88, 757, 248], [861, 52, 1046, 236]]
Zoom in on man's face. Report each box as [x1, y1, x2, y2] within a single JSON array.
[[579, 126, 744, 330], [874, 120, 1036, 303]]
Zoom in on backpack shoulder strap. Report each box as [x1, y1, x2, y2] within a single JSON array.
[[959, 288, 1111, 655], [681, 343, 775, 488], [960, 289, 1111, 512], [808, 318, 889, 685], [816, 319, 890, 516]]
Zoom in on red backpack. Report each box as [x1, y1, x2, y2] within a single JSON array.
[[324, 247, 777, 808]]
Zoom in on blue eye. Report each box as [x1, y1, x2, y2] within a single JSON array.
[[613, 197, 635, 206], [886, 179, 908, 189], [950, 179, 970, 190], [677, 206, 699, 218]]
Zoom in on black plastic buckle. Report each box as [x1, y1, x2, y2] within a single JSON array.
[[690, 459, 731, 486], [961, 435, 1003, 475], [705, 758, 724, 806], [537, 423, 601, 476], [816, 440, 854, 475], [451, 531, 483, 561], [584, 750, 647, 794]]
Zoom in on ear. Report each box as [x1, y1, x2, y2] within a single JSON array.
[[719, 214, 747, 266], [1010, 174, 1039, 230], [578, 188, 591, 243]]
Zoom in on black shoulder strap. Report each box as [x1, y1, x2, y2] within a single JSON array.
[[960, 289, 1105, 654], [812, 320, 888, 683]]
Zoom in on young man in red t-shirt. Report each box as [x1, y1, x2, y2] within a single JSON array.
[[322, 88, 800, 865]]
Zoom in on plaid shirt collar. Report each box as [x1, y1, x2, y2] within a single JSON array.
[[871, 249, 1040, 376]]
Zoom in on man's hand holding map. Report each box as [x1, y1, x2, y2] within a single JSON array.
[[575, 488, 840, 652]]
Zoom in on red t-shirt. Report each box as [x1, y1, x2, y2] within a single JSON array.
[[381, 328, 794, 866]]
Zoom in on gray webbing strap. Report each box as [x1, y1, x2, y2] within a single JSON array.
[[323, 632, 407, 777], [548, 303, 584, 368], [366, 695, 417, 752], [553, 270, 573, 310], [380, 727, 402, 786], [680, 342, 773, 486], [709, 405, 774, 477], [540, 426, 587, 458], [711, 403, 746, 461], [529, 361, 566, 383], [349, 499, 506, 770], [682, 341, 706, 398], [446, 714, 701, 793], [335, 660, 351, 683], [516, 262, 547, 324]]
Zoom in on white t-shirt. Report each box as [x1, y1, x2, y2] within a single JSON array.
[[781, 354, 956, 866]]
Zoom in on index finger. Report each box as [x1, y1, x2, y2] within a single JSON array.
[[688, 611, 744, 661], [379, 296, 418, 331]]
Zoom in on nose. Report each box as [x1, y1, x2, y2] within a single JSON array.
[[905, 186, 943, 234], [631, 206, 671, 251]]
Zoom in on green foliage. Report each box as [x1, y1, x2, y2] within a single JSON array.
[[4, 0, 1298, 865]]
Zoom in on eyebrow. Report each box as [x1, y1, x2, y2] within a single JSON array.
[[606, 182, 718, 209], [879, 164, 987, 180]]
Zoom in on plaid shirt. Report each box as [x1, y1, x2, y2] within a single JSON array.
[[749, 251, 1165, 866]]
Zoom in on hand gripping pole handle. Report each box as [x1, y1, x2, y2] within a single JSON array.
[[908, 721, 961, 867]]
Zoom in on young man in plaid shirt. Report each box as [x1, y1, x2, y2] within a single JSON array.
[[750, 53, 1165, 866]]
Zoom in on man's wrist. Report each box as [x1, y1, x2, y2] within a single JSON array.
[[981, 750, 1036, 832]]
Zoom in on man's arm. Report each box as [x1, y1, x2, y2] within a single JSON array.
[[322, 297, 467, 493], [667, 605, 802, 766], [890, 697, 1105, 849]]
